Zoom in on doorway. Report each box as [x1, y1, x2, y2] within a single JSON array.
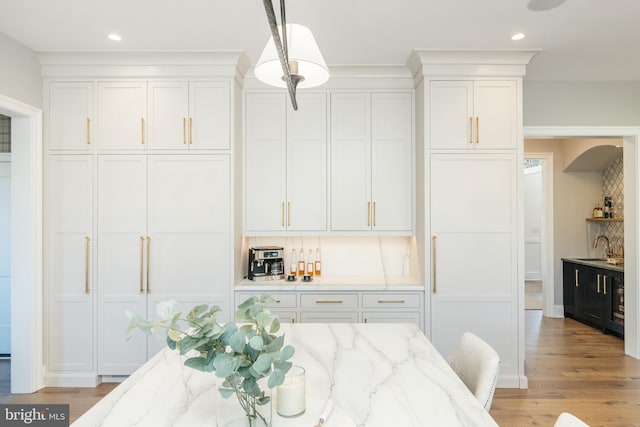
[[524, 158, 543, 310]]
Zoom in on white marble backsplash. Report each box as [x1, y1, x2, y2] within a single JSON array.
[[243, 236, 419, 280]]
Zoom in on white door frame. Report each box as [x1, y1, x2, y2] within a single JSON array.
[[524, 126, 640, 359], [524, 152, 557, 318], [0, 94, 43, 392]]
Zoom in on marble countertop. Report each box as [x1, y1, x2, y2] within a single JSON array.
[[72, 323, 497, 427], [236, 275, 424, 291], [562, 257, 624, 273]]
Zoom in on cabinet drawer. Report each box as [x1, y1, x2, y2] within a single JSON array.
[[362, 311, 421, 325], [300, 311, 359, 323], [270, 310, 297, 324], [362, 293, 421, 309], [235, 292, 297, 308], [300, 294, 358, 309]]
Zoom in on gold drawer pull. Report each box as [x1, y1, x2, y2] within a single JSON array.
[[377, 300, 405, 304], [367, 202, 371, 226], [603, 276, 607, 295], [575, 269, 579, 287], [316, 300, 343, 304]]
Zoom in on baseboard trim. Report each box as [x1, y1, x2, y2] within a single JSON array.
[[44, 372, 101, 387], [547, 305, 565, 318], [496, 373, 527, 388]]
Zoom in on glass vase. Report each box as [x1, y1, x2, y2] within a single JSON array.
[[216, 377, 272, 427]]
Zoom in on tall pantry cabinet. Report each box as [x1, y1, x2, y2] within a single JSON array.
[[410, 50, 536, 388], [43, 57, 238, 385]]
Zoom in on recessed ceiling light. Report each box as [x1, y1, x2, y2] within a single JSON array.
[[108, 33, 122, 42], [527, 0, 567, 11], [512, 33, 525, 41]]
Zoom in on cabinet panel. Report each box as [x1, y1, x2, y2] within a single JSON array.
[[362, 311, 421, 325], [147, 82, 189, 149], [47, 155, 94, 372], [429, 81, 473, 150], [48, 82, 94, 150], [189, 82, 230, 150], [300, 312, 359, 323], [330, 93, 371, 231], [300, 293, 358, 309], [362, 293, 421, 308], [371, 93, 412, 231], [245, 94, 287, 232], [473, 81, 516, 149], [98, 82, 147, 150]]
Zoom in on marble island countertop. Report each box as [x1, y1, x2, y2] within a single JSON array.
[[72, 323, 497, 427]]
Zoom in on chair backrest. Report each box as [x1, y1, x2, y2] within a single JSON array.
[[554, 412, 590, 427], [447, 331, 501, 411]]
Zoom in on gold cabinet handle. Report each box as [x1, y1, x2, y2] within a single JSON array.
[[597, 274, 601, 293], [367, 202, 371, 226], [373, 202, 377, 227], [87, 118, 91, 145], [281, 202, 285, 227], [287, 202, 291, 227], [604, 275, 607, 295], [139, 236, 145, 293], [291, 318, 295, 324], [575, 269, 579, 287], [316, 300, 343, 304], [189, 117, 193, 145], [469, 116, 473, 144], [146, 236, 151, 293], [85, 236, 90, 293], [183, 118, 187, 145], [476, 117, 479, 144], [141, 118, 145, 144], [377, 300, 406, 304]]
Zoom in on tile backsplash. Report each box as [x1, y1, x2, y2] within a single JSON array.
[[0, 114, 10, 153], [601, 155, 624, 250]]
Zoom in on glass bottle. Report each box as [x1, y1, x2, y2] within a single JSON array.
[[314, 248, 322, 276], [306, 249, 314, 277], [290, 249, 297, 277], [298, 248, 305, 278]]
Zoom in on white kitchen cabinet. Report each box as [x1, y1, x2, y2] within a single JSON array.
[[429, 80, 516, 150], [429, 153, 517, 379], [97, 82, 147, 150], [245, 92, 327, 233], [330, 92, 412, 232], [48, 82, 94, 150], [46, 155, 95, 378], [97, 154, 231, 375], [300, 311, 359, 323], [147, 81, 230, 150]]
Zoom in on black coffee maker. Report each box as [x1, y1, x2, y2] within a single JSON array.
[[248, 246, 285, 281]]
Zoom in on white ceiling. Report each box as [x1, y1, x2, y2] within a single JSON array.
[[1, 0, 638, 81]]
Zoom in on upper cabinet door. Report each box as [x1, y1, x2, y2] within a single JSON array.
[[245, 93, 287, 232], [429, 80, 516, 150], [189, 82, 230, 150], [429, 81, 473, 150], [473, 80, 517, 150], [48, 82, 94, 151], [98, 82, 147, 150], [371, 93, 413, 231], [330, 93, 372, 231], [286, 93, 327, 232], [147, 82, 189, 150]]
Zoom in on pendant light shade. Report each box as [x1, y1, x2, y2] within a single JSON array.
[[255, 23, 329, 89]]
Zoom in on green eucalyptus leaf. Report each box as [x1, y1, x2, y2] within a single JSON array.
[[213, 353, 241, 378], [268, 368, 285, 388], [270, 316, 281, 334], [188, 304, 209, 319], [218, 387, 235, 399], [237, 296, 258, 310], [184, 357, 206, 371], [273, 360, 292, 374], [167, 328, 182, 343], [280, 345, 295, 361], [242, 376, 258, 394], [248, 335, 264, 351], [255, 311, 273, 330], [229, 330, 246, 354], [156, 300, 179, 320], [264, 334, 284, 353], [252, 353, 272, 374], [166, 335, 177, 350]]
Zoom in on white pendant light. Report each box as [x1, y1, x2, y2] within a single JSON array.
[[255, 23, 329, 89]]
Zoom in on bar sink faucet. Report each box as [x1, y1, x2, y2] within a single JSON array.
[[593, 234, 611, 257]]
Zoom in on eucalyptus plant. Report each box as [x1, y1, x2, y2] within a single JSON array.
[[127, 294, 294, 426]]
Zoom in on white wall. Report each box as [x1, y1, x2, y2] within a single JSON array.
[[524, 81, 640, 127], [0, 32, 42, 108], [525, 139, 602, 302], [0, 157, 10, 355]]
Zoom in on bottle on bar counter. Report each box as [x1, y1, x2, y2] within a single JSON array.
[[314, 248, 322, 276], [306, 249, 314, 277], [290, 249, 297, 277], [298, 248, 305, 278]]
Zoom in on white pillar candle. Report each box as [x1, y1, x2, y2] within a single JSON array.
[[276, 366, 306, 417]]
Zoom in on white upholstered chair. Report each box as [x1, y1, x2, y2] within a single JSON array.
[[447, 331, 501, 411], [554, 412, 590, 427]]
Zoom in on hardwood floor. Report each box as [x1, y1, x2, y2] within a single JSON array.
[[1, 312, 640, 426]]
